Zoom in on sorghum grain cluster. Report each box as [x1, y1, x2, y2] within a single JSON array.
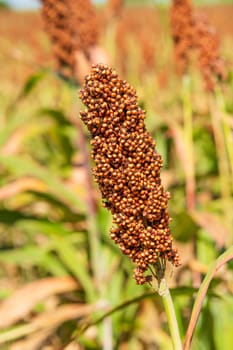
[[41, 0, 99, 78], [170, 0, 194, 75], [79, 64, 180, 284], [193, 13, 226, 91], [170, 0, 226, 90]]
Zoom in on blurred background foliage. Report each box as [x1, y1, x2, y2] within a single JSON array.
[[0, 0, 233, 349]]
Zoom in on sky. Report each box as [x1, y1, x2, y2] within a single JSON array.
[[5, 0, 40, 9], [4, 0, 104, 10]]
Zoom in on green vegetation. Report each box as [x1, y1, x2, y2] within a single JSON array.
[[0, 0, 9, 9]]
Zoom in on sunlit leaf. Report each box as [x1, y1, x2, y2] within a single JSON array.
[[184, 246, 233, 350], [15, 220, 96, 302], [0, 155, 86, 213], [0, 277, 78, 328]]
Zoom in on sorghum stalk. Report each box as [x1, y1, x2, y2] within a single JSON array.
[[159, 279, 183, 350], [216, 90, 233, 193], [181, 77, 201, 286], [208, 93, 232, 230], [182, 76, 195, 212]]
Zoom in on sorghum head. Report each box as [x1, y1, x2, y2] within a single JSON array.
[[79, 64, 180, 284], [41, 0, 99, 78], [193, 13, 227, 91], [170, 0, 194, 75], [170, 0, 227, 90]]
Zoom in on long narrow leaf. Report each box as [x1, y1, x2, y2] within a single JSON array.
[[0, 245, 68, 277], [78, 286, 196, 337], [0, 304, 93, 344], [16, 220, 96, 302], [0, 277, 78, 328], [183, 246, 233, 350]]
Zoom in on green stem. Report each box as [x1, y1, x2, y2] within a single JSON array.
[[215, 87, 233, 192], [104, 18, 117, 66], [74, 97, 113, 348], [77, 116, 101, 291], [158, 278, 183, 350], [209, 94, 232, 230], [182, 76, 200, 286], [70, 93, 101, 295], [182, 75, 195, 212]]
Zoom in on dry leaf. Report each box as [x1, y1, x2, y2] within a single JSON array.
[[31, 304, 93, 330], [0, 304, 94, 345], [10, 329, 52, 350], [64, 340, 82, 350], [0, 277, 78, 328], [0, 177, 46, 201]]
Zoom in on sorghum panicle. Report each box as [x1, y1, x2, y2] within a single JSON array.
[[41, 0, 99, 78], [193, 13, 226, 91], [170, 0, 194, 75], [79, 64, 180, 284], [68, 0, 99, 52], [170, 0, 227, 90]]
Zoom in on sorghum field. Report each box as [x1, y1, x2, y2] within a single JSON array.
[[0, 1, 233, 350]]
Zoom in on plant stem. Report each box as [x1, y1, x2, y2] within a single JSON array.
[[158, 278, 183, 350], [77, 116, 101, 289], [209, 94, 232, 230], [69, 96, 101, 295], [182, 76, 200, 287], [182, 75, 196, 212], [215, 87, 233, 192], [71, 97, 112, 348]]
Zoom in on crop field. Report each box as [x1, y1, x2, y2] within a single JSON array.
[[0, 2, 233, 350]]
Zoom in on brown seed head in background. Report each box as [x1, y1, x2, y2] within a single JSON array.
[[79, 64, 180, 284], [170, 0, 194, 75], [193, 13, 227, 91], [170, 0, 227, 90], [41, 0, 100, 79]]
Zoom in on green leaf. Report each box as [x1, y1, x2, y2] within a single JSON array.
[[0, 245, 67, 276], [211, 295, 233, 350], [197, 229, 217, 266], [38, 108, 71, 126], [18, 70, 46, 99], [195, 300, 216, 350], [170, 211, 198, 242], [6, 70, 47, 114], [0, 113, 30, 147], [194, 127, 217, 176], [16, 220, 96, 302], [0, 209, 34, 224]]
